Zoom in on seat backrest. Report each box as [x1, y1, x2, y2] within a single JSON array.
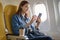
[[4, 5, 17, 34], [0, 3, 6, 40]]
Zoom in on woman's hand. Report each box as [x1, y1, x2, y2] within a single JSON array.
[[36, 17, 41, 29], [30, 15, 37, 24], [36, 17, 41, 24], [26, 15, 37, 27]]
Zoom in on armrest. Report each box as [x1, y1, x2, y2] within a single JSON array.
[[7, 34, 28, 40], [6, 29, 28, 40]]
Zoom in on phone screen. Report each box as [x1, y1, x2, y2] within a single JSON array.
[[38, 13, 42, 18]]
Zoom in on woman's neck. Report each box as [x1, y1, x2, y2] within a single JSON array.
[[21, 11, 25, 16]]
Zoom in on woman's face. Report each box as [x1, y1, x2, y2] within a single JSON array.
[[21, 4, 29, 13]]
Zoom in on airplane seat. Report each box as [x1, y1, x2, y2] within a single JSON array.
[[4, 5, 28, 40], [4, 5, 17, 34], [0, 2, 6, 40]]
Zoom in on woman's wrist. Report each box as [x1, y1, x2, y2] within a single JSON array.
[[35, 25, 39, 30], [35, 25, 38, 28], [26, 21, 32, 27], [35, 23, 40, 29], [29, 21, 32, 25]]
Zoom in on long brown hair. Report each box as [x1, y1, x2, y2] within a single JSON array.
[[17, 0, 29, 15]]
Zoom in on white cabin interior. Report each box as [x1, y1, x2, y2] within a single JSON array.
[[0, 0, 60, 40]]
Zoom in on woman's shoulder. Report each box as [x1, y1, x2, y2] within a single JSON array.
[[12, 14, 20, 20], [12, 14, 19, 18], [12, 14, 18, 17]]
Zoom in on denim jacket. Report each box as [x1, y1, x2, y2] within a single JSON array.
[[11, 14, 38, 35]]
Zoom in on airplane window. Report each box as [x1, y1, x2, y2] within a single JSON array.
[[34, 4, 47, 22]]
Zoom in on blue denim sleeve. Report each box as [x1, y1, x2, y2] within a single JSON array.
[[11, 15, 25, 35]]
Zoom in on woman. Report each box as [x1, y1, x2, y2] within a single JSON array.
[[11, 0, 52, 40]]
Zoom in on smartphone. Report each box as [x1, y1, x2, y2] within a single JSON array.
[[36, 13, 42, 22], [38, 13, 42, 18]]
